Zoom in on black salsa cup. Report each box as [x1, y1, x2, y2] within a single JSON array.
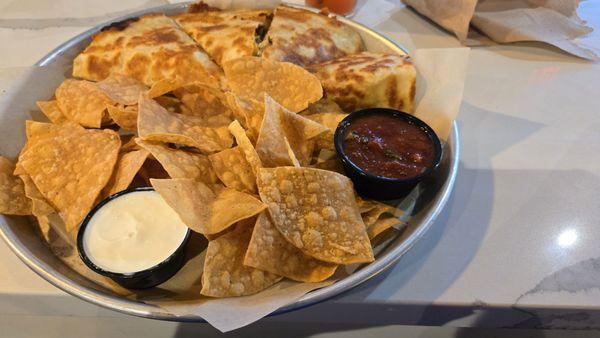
[[77, 187, 191, 289], [334, 108, 443, 200]]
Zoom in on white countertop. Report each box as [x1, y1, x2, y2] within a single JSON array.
[[2, 0, 600, 334]]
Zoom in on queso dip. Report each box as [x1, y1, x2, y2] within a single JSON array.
[[82, 190, 189, 274]]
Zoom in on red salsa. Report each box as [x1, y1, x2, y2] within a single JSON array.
[[342, 114, 435, 179]]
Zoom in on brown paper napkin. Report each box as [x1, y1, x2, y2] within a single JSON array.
[[403, 0, 599, 60]]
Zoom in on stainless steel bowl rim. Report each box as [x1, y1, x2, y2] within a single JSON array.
[[0, 2, 460, 321]]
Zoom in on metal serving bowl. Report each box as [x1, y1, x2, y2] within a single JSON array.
[[0, 2, 460, 321]]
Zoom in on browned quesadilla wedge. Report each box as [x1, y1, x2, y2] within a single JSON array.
[[175, 9, 272, 67], [73, 14, 222, 87], [308, 52, 416, 113], [260, 6, 364, 67]]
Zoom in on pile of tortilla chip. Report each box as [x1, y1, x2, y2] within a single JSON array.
[[0, 2, 413, 299]]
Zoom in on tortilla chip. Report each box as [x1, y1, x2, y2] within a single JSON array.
[[0, 157, 32, 215], [120, 135, 140, 152], [19, 174, 54, 217], [223, 57, 322, 112], [257, 167, 373, 264], [308, 111, 347, 149], [228, 120, 261, 174], [199, 113, 233, 128], [18, 122, 120, 231], [244, 212, 337, 282], [362, 202, 397, 227], [36, 213, 73, 257], [355, 197, 378, 214], [368, 216, 404, 240], [151, 178, 266, 235], [224, 92, 263, 142], [107, 104, 138, 131], [256, 95, 328, 167], [359, 201, 405, 240], [36, 100, 67, 124], [25, 120, 52, 139], [284, 137, 301, 168], [312, 158, 344, 174], [14, 121, 55, 176], [136, 139, 217, 184], [301, 100, 347, 151], [96, 74, 147, 105], [300, 98, 346, 116], [202, 219, 282, 297], [173, 84, 231, 118], [137, 94, 232, 154], [137, 159, 170, 184], [208, 146, 256, 193], [154, 96, 190, 115], [101, 149, 149, 198], [55, 79, 112, 128], [147, 78, 184, 98]]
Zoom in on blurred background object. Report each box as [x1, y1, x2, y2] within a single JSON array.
[[306, 0, 357, 15]]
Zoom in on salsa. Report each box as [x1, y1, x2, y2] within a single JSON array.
[[342, 113, 435, 179]]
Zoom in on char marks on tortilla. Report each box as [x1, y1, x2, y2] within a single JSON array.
[[309, 52, 416, 113], [260, 6, 364, 67], [73, 13, 222, 87], [176, 9, 271, 67]]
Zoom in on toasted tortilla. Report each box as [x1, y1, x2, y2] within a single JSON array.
[[260, 6, 364, 66], [73, 14, 222, 87], [176, 9, 271, 66], [309, 52, 416, 113]]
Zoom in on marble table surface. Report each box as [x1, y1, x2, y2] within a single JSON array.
[[2, 0, 600, 335]]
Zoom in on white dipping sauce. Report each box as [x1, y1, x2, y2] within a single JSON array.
[[83, 190, 189, 274]]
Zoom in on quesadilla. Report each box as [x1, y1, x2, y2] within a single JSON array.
[[260, 6, 364, 67], [73, 14, 222, 87], [175, 9, 271, 67], [309, 52, 416, 113]]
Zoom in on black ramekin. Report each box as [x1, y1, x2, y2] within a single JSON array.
[[77, 187, 191, 289], [334, 108, 443, 200]]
